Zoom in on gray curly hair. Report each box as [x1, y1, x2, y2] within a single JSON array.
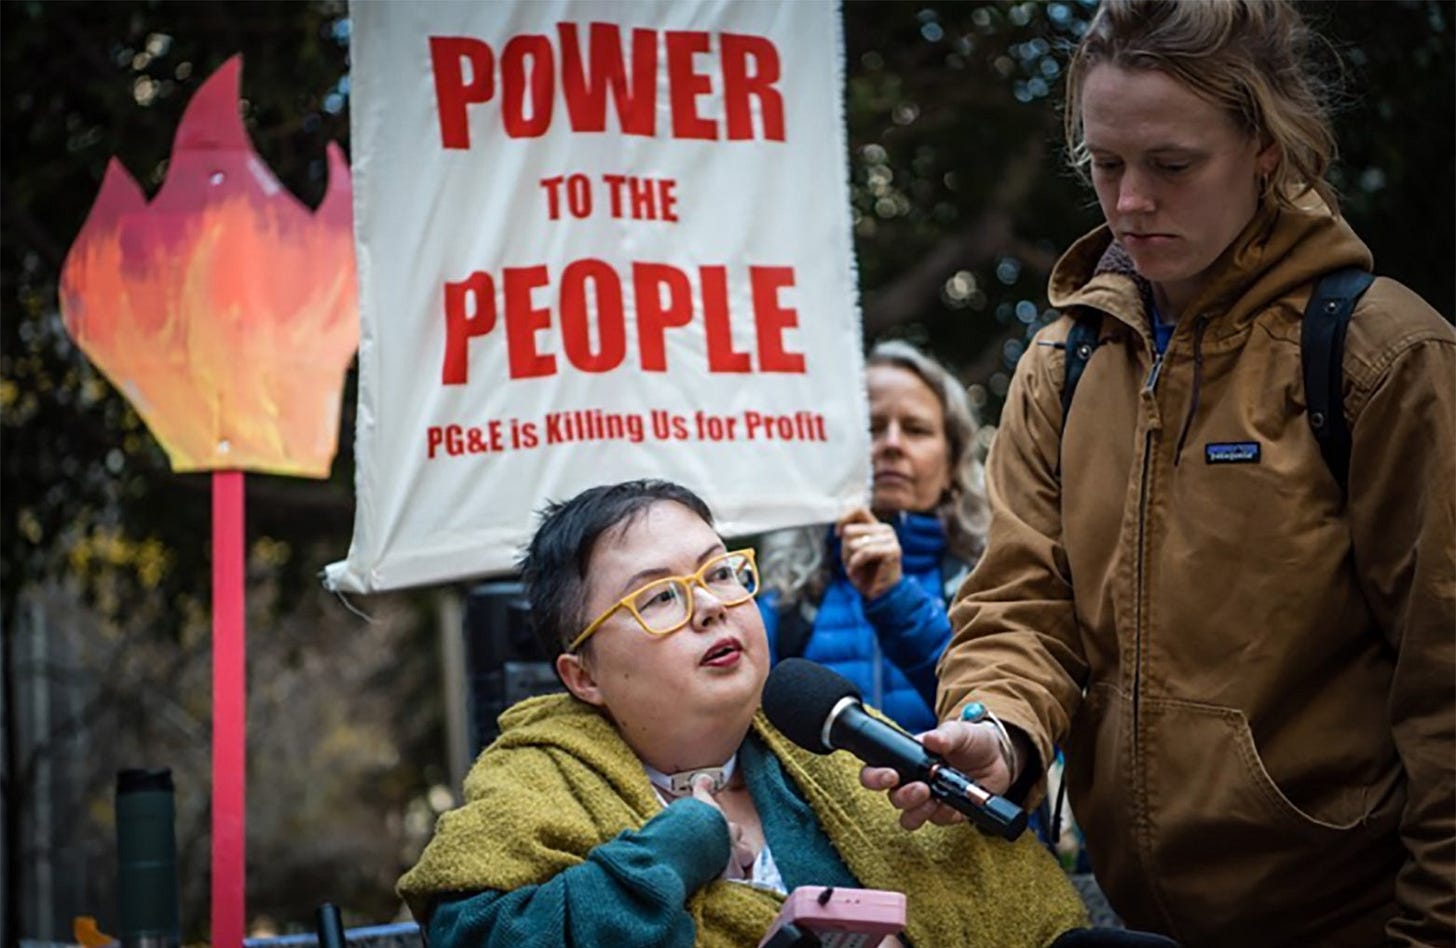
[[760, 340, 989, 606]]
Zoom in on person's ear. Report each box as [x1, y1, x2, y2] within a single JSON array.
[[556, 651, 604, 706], [1256, 139, 1281, 179]]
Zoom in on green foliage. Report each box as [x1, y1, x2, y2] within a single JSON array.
[[845, 1, 1103, 409], [1313, 0, 1456, 319]]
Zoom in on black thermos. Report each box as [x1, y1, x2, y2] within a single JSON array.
[[115, 768, 181, 948]]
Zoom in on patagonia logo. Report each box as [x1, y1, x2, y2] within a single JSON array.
[[1205, 441, 1261, 464]]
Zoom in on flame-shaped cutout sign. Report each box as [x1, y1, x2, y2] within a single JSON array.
[[60, 55, 358, 477]]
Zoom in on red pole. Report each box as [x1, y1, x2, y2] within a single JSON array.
[[212, 470, 246, 948]]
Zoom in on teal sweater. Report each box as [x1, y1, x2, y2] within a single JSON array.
[[428, 733, 861, 948]]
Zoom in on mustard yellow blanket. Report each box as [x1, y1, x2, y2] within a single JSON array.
[[399, 694, 1085, 946]]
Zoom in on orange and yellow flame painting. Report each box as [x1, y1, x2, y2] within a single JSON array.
[[59, 56, 358, 477]]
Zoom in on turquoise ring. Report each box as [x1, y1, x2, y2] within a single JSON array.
[[960, 701, 988, 723]]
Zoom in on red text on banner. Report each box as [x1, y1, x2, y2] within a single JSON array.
[[441, 261, 805, 383], [429, 24, 785, 146]]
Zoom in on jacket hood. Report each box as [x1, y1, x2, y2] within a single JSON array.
[[1049, 191, 1374, 338]]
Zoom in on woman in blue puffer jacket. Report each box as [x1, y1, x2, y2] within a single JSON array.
[[757, 340, 989, 733]]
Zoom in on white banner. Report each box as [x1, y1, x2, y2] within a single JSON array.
[[327, 0, 867, 593]]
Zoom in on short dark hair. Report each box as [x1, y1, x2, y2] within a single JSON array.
[[518, 479, 715, 664]]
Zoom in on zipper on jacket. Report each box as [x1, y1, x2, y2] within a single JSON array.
[[1143, 348, 1166, 394], [1131, 343, 1164, 851]]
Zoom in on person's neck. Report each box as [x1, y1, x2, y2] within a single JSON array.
[[1151, 279, 1200, 325], [625, 714, 753, 776]]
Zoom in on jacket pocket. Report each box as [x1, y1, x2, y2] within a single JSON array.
[[1137, 695, 1403, 945], [1140, 695, 1398, 838]]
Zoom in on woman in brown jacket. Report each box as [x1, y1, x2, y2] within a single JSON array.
[[862, 2, 1455, 946]]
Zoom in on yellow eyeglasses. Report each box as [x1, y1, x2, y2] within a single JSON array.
[[567, 549, 760, 653]]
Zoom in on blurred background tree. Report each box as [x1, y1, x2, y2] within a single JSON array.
[[2, 0, 1450, 940]]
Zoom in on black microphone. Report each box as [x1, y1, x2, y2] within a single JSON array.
[[762, 658, 1027, 841]]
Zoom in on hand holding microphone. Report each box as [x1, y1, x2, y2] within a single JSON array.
[[861, 714, 1018, 832], [762, 659, 1026, 841]]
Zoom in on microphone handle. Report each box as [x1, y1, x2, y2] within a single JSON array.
[[926, 764, 1028, 841], [829, 703, 1027, 841]]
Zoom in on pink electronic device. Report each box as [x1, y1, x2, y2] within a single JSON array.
[[757, 885, 907, 948]]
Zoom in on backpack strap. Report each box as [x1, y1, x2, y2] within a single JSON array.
[[1301, 267, 1374, 494], [1061, 311, 1104, 433]]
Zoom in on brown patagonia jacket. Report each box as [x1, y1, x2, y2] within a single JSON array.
[[939, 194, 1455, 948]]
